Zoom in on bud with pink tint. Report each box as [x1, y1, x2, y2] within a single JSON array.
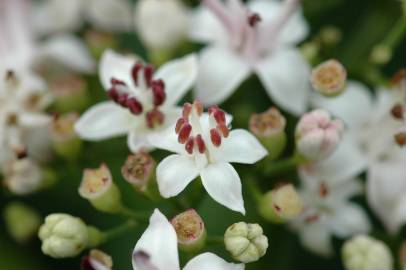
[[171, 209, 206, 253], [311, 59, 347, 96], [295, 109, 344, 161]]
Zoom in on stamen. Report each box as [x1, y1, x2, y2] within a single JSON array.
[[151, 79, 166, 106], [117, 93, 129, 107], [217, 123, 230, 138], [185, 137, 195, 154], [146, 109, 164, 129], [391, 104, 404, 120], [110, 78, 126, 86], [209, 106, 226, 124], [319, 182, 329, 197], [131, 62, 143, 86], [195, 135, 206, 154], [175, 118, 186, 134], [178, 123, 192, 143], [107, 88, 120, 102], [182, 103, 192, 118], [210, 128, 222, 147], [127, 97, 143, 115], [144, 65, 154, 88], [248, 13, 262, 27], [395, 132, 406, 147], [193, 100, 203, 116]]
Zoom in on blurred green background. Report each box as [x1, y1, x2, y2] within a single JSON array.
[[1, 0, 405, 269]]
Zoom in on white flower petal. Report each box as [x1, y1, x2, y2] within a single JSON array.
[[132, 209, 180, 270], [184, 253, 244, 270], [201, 162, 245, 214], [156, 154, 199, 198], [74, 101, 132, 141], [38, 34, 95, 73], [217, 129, 267, 164], [299, 222, 333, 257], [155, 54, 198, 106], [195, 46, 250, 106], [99, 49, 139, 90], [329, 203, 371, 238], [19, 112, 51, 128], [85, 0, 133, 32], [90, 259, 111, 270], [255, 48, 310, 115], [147, 125, 184, 154], [128, 131, 151, 153], [311, 81, 373, 128]]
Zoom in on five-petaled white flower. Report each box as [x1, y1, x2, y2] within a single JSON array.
[[149, 101, 268, 214], [189, 0, 310, 115], [311, 82, 406, 234], [132, 209, 244, 270], [291, 164, 371, 257], [75, 50, 198, 152]]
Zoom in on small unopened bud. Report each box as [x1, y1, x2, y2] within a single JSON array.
[[259, 184, 303, 223], [85, 30, 117, 59], [38, 214, 103, 258], [79, 164, 123, 213], [342, 235, 393, 270], [250, 107, 287, 159], [311, 59, 347, 96], [81, 249, 113, 270], [3, 159, 43, 195], [50, 74, 88, 112], [395, 132, 406, 146], [171, 209, 206, 253], [3, 202, 41, 244], [224, 222, 268, 263], [296, 109, 344, 161], [370, 45, 392, 65], [51, 112, 82, 160], [319, 26, 342, 46], [301, 42, 320, 63]]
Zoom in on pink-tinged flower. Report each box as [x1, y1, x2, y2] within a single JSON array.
[[189, 0, 310, 115], [132, 209, 244, 270], [149, 101, 268, 214], [290, 165, 371, 257], [75, 50, 198, 152], [295, 109, 344, 161]]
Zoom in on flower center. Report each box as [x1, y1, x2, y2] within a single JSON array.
[[175, 101, 229, 156], [107, 62, 166, 129]]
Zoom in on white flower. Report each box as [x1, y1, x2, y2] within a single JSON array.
[[290, 164, 371, 257], [3, 158, 43, 195], [132, 209, 244, 270], [75, 50, 198, 152], [189, 0, 310, 115], [135, 0, 188, 50], [311, 82, 406, 233], [31, 0, 133, 35], [150, 101, 268, 214]]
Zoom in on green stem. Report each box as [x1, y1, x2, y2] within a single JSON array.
[[103, 220, 137, 242], [207, 236, 224, 245], [119, 206, 149, 223], [263, 153, 306, 177], [382, 14, 406, 49], [246, 177, 263, 203]]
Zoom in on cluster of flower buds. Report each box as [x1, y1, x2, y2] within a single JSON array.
[[81, 249, 113, 270], [224, 222, 268, 263], [107, 62, 166, 129], [311, 59, 347, 96]]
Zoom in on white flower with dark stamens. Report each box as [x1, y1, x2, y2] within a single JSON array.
[[150, 101, 267, 214], [189, 0, 310, 115], [75, 50, 198, 152], [290, 165, 371, 257], [132, 209, 244, 270]]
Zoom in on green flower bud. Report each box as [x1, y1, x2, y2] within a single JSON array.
[[50, 74, 88, 112], [342, 235, 393, 270], [370, 45, 392, 65], [51, 112, 82, 160], [311, 59, 347, 97], [249, 107, 286, 160], [79, 164, 124, 214], [3, 202, 41, 244], [259, 184, 303, 223], [171, 209, 206, 253], [224, 222, 268, 263], [319, 26, 342, 46], [38, 214, 102, 258]]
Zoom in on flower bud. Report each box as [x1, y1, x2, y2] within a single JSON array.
[[85, 30, 117, 59], [171, 209, 206, 253], [38, 214, 103, 258], [295, 109, 344, 161], [319, 26, 342, 46], [342, 235, 393, 270], [370, 45, 392, 65], [224, 222, 268, 263], [259, 184, 303, 223], [51, 112, 82, 160], [79, 164, 123, 213], [135, 0, 187, 51], [50, 74, 88, 112], [311, 59, 347, 96], [3, 202, 41, 244], [249, 107, 287, 160], [81, 249, 113, 270], [3, 158, 43, 195]]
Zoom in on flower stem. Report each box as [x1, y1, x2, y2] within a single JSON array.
[[263, 153, 306, 177], [245, 177, 263, 203], [207, 236, 224, 245], [119, 205, 150, 223], [103, 220, 137, 242], [382, 14, 406, 49]]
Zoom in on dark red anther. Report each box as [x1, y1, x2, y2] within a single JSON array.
[[117, 93, 129, 107], [110, 78, 126, 86], [146, 109, 164, 129], [213, 109, 226, 124], [107, 88, 119, 102], [185, 137, 195, 154], [248, 13, 262, 27], [182, 103, 192, 118], [80, 256, 94, 270], [217, 123, 229, 138], [195, 134, 206, 154], [305, 214, 320, 224], [319, 182, 329, 197], [193, 100, 203, 116], [127, 97, 143, 115], [175, 118, 186, 134], [144, 65, 154, 87], [210, 128, 221, 147], [178, 123, 192, 144], [131, 62, 143, 85], [273, 204, 281, 212], [152, 80, 166, 106]]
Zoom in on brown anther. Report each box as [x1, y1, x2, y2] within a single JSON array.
[[210, 128, 221, 147], [319, 182, 329, 197], [210, 106, 226, 124], [195, 134, 206, 154], [131, 62, 143, 86], [185, 137, 195, 154], [273, 204, 281, 212], [217, 123, 229, 138], [6, 113, 18, 125], [127, 97, 143, 115], [15, 148, 28, 159], [193, 100, 203, 116], [391, 104, 404, 120], [305, 214, 320, 223], [178, 123, 192, 144], [395, 132, 406, 147], [146, 108, 164, 129], [248, 13, 262, 27], [151, 79, 166, 106], [144, 65, 154, 87], [182, 103, 192, 118], [175, 118, 187, 134], [390, 69, 406, 87]]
